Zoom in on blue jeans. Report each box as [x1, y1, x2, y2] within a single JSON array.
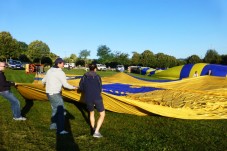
[[0, 90, 21, 118], [47, 93, 65, 133]]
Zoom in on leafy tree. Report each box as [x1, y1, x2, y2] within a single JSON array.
[[76, 59, 85, 66], [131, 52, 141, 66], [27, 40, 50, 62], [140, 50, 156, 67], [69, 54, 77, 62], [63, 54, 77, 63], [19, 54, 31, 63], [186, 55, 201, 64], [49, 52, 58, 61], [97, 45, 114, 64], [167, 55, 177, 68], [113, 51, 129, 65], [0, 31, 19, 60], [79, 49, 90, 66], [79, 49, 90, 59], [155, 53, 177, 68], [33, 58, 41, 63], [220, 54, 227, 65], [41, 57, 52, 66], [176, 59, 186, 66], [91, 59, 98, 65], [155, 53, 167, 68], [18, 41, 28, 54], [105, 62, 118, 68], [203, 49, 221, 64], [63, 57, 71, 63]]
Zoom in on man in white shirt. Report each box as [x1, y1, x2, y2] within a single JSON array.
[[42, 58, 76, 134]]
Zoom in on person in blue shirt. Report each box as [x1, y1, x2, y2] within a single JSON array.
[[79, 64, 105, 138]]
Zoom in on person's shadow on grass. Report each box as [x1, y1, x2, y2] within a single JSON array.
[[73, 101, 95, 134], [71, 90, 94, 135], [65, 92, 93, 135], [56, 109, 80, 151]]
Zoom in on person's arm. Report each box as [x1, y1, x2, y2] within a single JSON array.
[[42, 75, 46, 84], [78, 75, 85, 92], [98, 75, 102, 92], [59, 71, 76, 90]]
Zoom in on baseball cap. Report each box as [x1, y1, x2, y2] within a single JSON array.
[[54, 58, 64, 64]]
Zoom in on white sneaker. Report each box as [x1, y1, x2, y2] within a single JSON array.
[[59, 130, 69, 135], [13, 117, 26, 121], [93, 132, 103, 138], [50, 123, 57, 130]]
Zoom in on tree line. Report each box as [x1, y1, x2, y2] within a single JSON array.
[[0, 31, 226, 68]]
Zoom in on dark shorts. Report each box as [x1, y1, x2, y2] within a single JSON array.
[[86, 100, 105, 112]]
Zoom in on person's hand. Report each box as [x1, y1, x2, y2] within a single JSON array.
[[10, 81, 15, 86]]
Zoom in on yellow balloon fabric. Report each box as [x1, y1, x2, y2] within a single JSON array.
[[16, 71, 227, 119]]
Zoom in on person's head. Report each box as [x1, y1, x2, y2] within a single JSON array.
[[0, 62, 6, 71], [54, 58, 64, 68], [89, 64, 97, 71]]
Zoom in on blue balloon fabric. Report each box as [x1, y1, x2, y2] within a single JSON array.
[[102, 83, 163, 96]]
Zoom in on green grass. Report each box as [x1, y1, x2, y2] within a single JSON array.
[[0, 69, 226, 151]]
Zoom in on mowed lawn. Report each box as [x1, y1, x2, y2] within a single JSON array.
[[0, 69, 226, 151]]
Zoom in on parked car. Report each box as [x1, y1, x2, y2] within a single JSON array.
[[64, 63, 75, 69], [96, 64, 107, 71], [116, 65, 125, 72], [8, 59, 23, 69]]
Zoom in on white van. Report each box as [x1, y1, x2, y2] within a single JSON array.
[[96, 64, 107, 71], [64, 63, 75, 69], [116, 65, 125, 72]]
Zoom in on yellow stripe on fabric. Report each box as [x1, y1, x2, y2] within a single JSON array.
[[146, 68, 155, 74], [154, 65, 183, 80], [189, 63, 208, 78]]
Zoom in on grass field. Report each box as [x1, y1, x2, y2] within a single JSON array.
[[0, 69, 226, 151]]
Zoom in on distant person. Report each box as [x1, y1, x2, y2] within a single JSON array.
[[42, 58, 76, 135], [208, 69, 212, 76], [193, 71, 199, 77], [79, 64, 105, 138], [0, 62, 26, 121]]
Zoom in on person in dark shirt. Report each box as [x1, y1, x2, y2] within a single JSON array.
[[0, 62, 26, 121], [79, 64, 105, 138]]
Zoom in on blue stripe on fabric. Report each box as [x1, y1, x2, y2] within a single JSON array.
[[141, 68, 150, 75], [149, 70, 156, 76], [102, 83, 163, 96], [180, 64, 194, 79], [201, 64, 227, 77], [34, 77, 43, 81]]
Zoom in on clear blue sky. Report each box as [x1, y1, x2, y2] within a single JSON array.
[[1, 0, 226, 59]]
